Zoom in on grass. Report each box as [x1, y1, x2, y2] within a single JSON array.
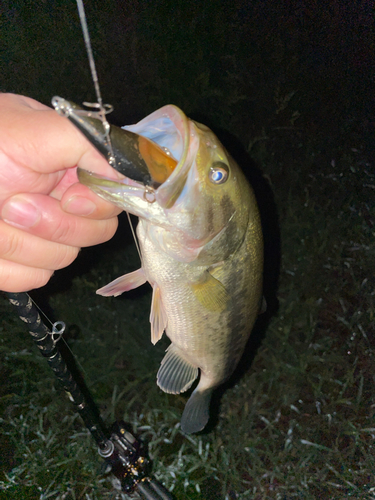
[[1, 1, 374, 499]]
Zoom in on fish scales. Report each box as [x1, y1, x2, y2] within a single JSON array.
[[76, 104, 264, 433]]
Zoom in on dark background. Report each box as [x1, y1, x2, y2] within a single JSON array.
[[2, 0, 373, 146]]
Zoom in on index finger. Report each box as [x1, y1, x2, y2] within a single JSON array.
[[0, 93, 120, 178]]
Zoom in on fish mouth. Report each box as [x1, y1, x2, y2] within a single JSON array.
[[52, 97, 196, 209], [52, 97, 179, 188], [122, 104, 196, 209]]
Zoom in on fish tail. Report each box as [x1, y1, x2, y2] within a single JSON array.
[[180, 388, 212, 434]]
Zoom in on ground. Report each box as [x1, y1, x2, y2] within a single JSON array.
[[1, 1, 374, 499]]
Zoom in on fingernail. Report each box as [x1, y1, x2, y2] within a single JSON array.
[[63, 196, 96, 216], [2, 196, 41, 228]]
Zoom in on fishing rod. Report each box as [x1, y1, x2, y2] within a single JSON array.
[[6, 291, 174, 500]]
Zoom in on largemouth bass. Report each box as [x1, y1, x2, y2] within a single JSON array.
[[54, 99, 263, 433]]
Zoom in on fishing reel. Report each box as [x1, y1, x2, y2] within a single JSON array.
[[97, 419, 174, 499], [99, 421, 150, 493], [99, 422, 172, 499]]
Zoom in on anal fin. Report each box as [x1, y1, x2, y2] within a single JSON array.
[[96, 268, 146, 297], [150, 284, 168, 345], [157, 344, 198, 394]]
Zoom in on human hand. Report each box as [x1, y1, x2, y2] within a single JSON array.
[[0, 93, 122, 292]]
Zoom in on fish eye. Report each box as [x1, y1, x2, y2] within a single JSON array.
[[209, 162, 229, 184]]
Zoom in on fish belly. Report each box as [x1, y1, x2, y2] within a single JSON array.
[[140, 220, 262, 372]]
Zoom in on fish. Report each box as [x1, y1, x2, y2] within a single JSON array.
[[54, 99, 263, 433]]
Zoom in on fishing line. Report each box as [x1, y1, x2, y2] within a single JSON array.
[[28, 295, 66, 347], [126, 212, 143, 263], [76, 0, 143, 266], [28, 293, 56, 329], [76, 1, 110, 141]]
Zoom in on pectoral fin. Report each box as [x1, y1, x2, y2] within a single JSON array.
[[157, 344, 198, 394], [96, 268, 147, 297], [191, 271, 230, 312], [150, 284, 168, 345]]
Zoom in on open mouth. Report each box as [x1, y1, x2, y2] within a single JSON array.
[[52, 96, 178, 187]]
